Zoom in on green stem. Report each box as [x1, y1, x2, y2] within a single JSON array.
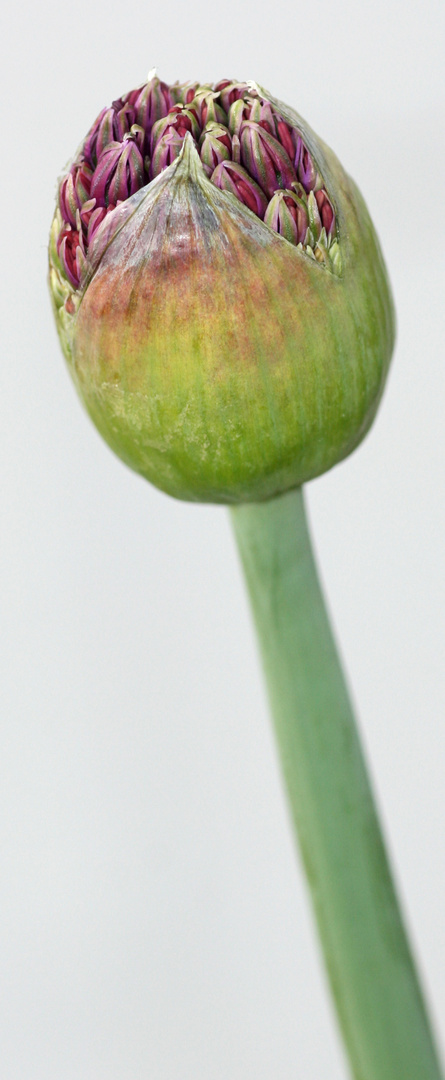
[[231, 486, 442, 1080]]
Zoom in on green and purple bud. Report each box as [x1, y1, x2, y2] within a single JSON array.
[[239, 121, 297, 197], [227, 98, 250, 137], [90, 129, 145, 208], [170, 80, 203, 105], [49, 75, 394, 503], [264, 189, 308, 246], [199, 123, 232, 175], [228, 96, 276, 137], [56, 225, 85, 290], [150, 104, 200, 150], [276, 119, 303, 170], [81, 201, 110, 246], [210, 159, 268, 216], [133, 73, 174, 131], [59, 161, 93, 228], [150, 128, 185, 177], [84, 102, 135, 168], [298, 144, 323, 192], [213, 79, 250, 112], [192, 89, 227, 127], [315, 187, 335, 235]]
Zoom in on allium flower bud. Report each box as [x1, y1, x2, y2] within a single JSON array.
[[298, 144, 323, 192], [314, 187, 335, 235], [82, 202, 110, 245], [227, 98, 251, 137], [199, 123, 232, 175], [59, 162, 93, 227], [264, 189, 308, 246], [90, 129, 145, 208], [134, 72, 174, 131], [150, 128, 185, 178], [239, 121, 297, 197], [213, 79, 250, 111], [170, 80, 204, 105], [150, 105, 200, 149], [210, 159, 268, 216], [57, 224, 86, 290], [228, 96, 276, 138], [193, 89, 227, 127], [49, 76, 394, 503], [84, 102, 135, 168]]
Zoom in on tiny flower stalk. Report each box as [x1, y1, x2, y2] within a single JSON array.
[[48, 73, 443, 1080]]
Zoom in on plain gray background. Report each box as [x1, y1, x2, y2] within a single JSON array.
[[1, 0, 444, 1076]]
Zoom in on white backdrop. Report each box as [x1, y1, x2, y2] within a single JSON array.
[[1, 1, 444, 1076]]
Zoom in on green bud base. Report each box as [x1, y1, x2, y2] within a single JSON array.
[[231, 487, 442, 1080]]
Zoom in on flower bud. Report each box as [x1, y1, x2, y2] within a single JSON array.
[[150, 105, 200, 150], [134, 73, 174, 130], [228, 95, 272, 136], [149, 128, 185, 178], [315, 187, 335, 235], [239, 121, 297, 197], [193, 89, 227, 127], [227, 98, 250, 137], [264, 190, 308, 246], [82, 202, 110, 245], [57, 225, 85, 289], [210, 159, 268, 216], [90, 130, 145, 208], [84, 102, 135, 168], [170, 80, 204, 105], [199, 123, 232, 175], [231, 133, 241, 163], [244, 97, 277, 136], [59, 161, 93, 227], [213, 79, 250, 112], [49, 76, 395, 504], [298, 144, 323, 192]]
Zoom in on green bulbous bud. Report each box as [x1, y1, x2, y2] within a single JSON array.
[[49, 78, 395, 504]]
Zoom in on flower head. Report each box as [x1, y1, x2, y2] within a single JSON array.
[[49, 73, 394, 503]]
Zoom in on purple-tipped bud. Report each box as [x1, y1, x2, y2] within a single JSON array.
[[81, 202, 110, 245], [275, 120, 303, 172], [264, 189, 308, 246], [315, 188, 335, 235], [198, 92, 227, 127], [59, 162, 93, 227], [213, 79, 250, 113], [227, 99, 250, 137], [84, 103, 135, 168], [298, 146, 323, 193], [121, 86, 143, 110], [210, 160, 268, 218], [57, 226, 85, 289], [170, 80, 203, 105], [231, 133, 241, 163], [199, 123, 232, 175], [50, 75, 394, 507], [150, 105, 200, 152], [78, 196, 96, 233], [90, 132, 145, 208], [245, 97, 277, 136], [239, 121, 297, 199], [307, 190, 322, 242], [290, 179, 308, 201], [150, 129, 186, 178], [134, 75, 174, 131], [227, 96, 277, 138]]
